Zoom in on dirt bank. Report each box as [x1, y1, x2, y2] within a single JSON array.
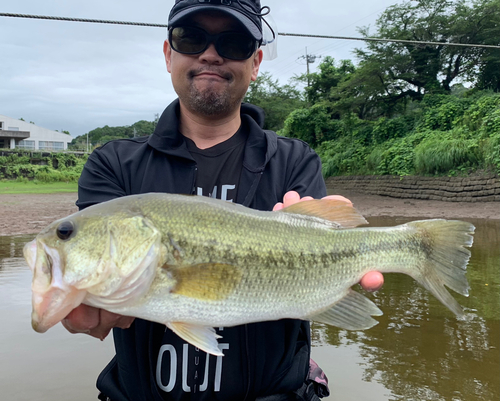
[[0, 191, 497, 237], [0, 193, 78, 237]]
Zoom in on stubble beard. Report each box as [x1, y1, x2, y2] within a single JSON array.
[[188, 86, 236, 117], [184, 70, 243, 117]]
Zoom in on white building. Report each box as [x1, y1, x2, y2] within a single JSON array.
[[0, 115, 72, 151]]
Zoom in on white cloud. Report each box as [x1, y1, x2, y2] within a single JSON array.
[[1, 0, 398, 137]]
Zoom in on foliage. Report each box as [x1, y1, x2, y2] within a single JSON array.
[[244, 72, 305, 132], [296, 57, 356, 106], [414, 134, 481, 175], [371, 115, 416, 144], [0, 151, 88, 182], [313, 91, 500, 176], [69, 119, 156, 151], [280, 103, 336, 147], [317, 137, 370, 177], [342, 0, 500, 118], [370, 133, 426, 176], [417, 95, 471, 131]]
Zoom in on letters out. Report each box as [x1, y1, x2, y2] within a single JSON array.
[[156, 343, 229, 393]]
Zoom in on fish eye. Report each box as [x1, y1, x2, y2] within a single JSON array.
[[56, 221, 74, 240]]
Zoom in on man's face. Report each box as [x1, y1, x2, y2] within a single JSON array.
[[164, 11, 263, 118]]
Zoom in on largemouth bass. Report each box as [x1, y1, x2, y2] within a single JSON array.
[[24, 193, 474, 355]]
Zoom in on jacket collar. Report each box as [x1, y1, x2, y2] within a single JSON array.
[[148, 98, 278, 171], [148, 99, 193, 160]]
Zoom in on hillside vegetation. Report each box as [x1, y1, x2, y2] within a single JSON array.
[[4, 0, 498, 182]]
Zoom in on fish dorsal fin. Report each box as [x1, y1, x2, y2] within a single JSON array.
[[166, 322, 224, 356], [169, 263, 242, 301], [281, 200, 368, 228], [309, 289, 383, 330]]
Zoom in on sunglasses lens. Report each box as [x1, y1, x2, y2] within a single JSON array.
[[218, 33, 256, 60], [170, 27, 256, 60], [170, 27, 207, 54]]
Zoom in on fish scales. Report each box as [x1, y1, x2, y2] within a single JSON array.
[[24, 193, 474, 356]]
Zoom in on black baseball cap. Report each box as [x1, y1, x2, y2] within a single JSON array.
[[168, 0, 264, 42]]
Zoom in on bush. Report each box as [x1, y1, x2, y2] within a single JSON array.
[[414, 136, 481, 175], [317, 138, 369, 177], [0, 151, 88, 182]]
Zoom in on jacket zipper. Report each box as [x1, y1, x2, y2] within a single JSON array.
[[191, 165, 198, 195]]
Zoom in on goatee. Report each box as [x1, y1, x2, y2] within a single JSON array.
[[184, 69, 242, 117], [187, 86, 237, 116]]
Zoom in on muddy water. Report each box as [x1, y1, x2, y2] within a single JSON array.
[[1, 218, 499, 401], [311, 217, 500, 401], [0, 234, 114, 401]]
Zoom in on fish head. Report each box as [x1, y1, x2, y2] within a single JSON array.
[[24, 208, 163, 333]]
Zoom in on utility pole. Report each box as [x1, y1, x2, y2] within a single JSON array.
[[299, 47, 321, 87]]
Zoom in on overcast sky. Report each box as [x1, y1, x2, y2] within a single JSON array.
[[1, 0, 399, 138]]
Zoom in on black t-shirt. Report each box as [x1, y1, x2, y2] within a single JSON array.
[[157, 126, 248, 400], [185, 125, 247, 202], [83, 100, 328, 401]]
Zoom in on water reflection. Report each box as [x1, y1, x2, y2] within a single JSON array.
[[0, 235, 114, 401], [1, 219, 499, 401], [312, 217, 500, 401]]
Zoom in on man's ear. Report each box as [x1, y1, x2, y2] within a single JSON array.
[[163, 40, 172, 73], [251, 49, 264, 81]]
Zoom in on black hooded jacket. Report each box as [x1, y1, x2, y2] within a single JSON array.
[[77, 99, 327, 400]]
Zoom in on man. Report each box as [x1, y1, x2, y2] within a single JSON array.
[[64, 1, 383, 400]]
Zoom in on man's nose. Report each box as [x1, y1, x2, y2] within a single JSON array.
[[199, 42, 223, 64]]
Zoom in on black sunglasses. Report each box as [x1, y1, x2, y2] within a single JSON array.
[[169, 26, 259, 60]]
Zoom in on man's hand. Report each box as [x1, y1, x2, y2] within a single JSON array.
[[62, 304, 134, 340], [273, 191, 384, 292]]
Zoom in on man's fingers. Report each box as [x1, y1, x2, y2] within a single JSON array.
[[100, 310, 135, 331], [273, 202, 284, 211], [360, 271, 384, 292], [282, 191, 301, 208], [61, 305, 134, 340], [62, 304, 99, 333], [273, 192, 354, 211], [322, 195, 353, 206]]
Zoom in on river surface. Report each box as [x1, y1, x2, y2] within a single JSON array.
[[0, 217, 498, 401]]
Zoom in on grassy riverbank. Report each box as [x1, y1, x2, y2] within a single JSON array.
[[0, 181, 78, 194]]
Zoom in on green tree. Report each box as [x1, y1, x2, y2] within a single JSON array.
[[69, 120, 156, 150], [351, 0, 500, 115], [297, 57, 356, 106], [244, 72, 305, 132]]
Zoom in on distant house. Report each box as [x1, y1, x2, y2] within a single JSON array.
[[0, 115, 72, 151]]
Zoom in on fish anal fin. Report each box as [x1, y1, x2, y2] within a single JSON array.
[[309, 289, 382, 330], [170, 263, 242, 301], [281, 200, 367, 228], [166, 322, 224, 356]]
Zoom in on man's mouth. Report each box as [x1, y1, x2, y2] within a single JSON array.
[[189, 68, 232, 81]]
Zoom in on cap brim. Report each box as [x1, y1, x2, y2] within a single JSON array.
[[168, 6, 262, 41]]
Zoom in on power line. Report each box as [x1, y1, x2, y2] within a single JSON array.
[[1, 12, 500, 50], [278, 32, 500, 50], [0, 12, 168, 28]]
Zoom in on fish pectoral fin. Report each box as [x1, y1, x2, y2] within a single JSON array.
[[169, 263, 242, 301], [309, 289, 383, 330], [166, 322, 224, 356], [280, 199, 367, 228]]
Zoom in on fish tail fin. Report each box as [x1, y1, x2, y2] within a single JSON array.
[[406, 219, 475, 317]]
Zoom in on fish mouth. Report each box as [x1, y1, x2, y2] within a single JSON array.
[[27, 242, 86, 333], [23, 239, 37, 272], [31, 283, 86, 333]]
